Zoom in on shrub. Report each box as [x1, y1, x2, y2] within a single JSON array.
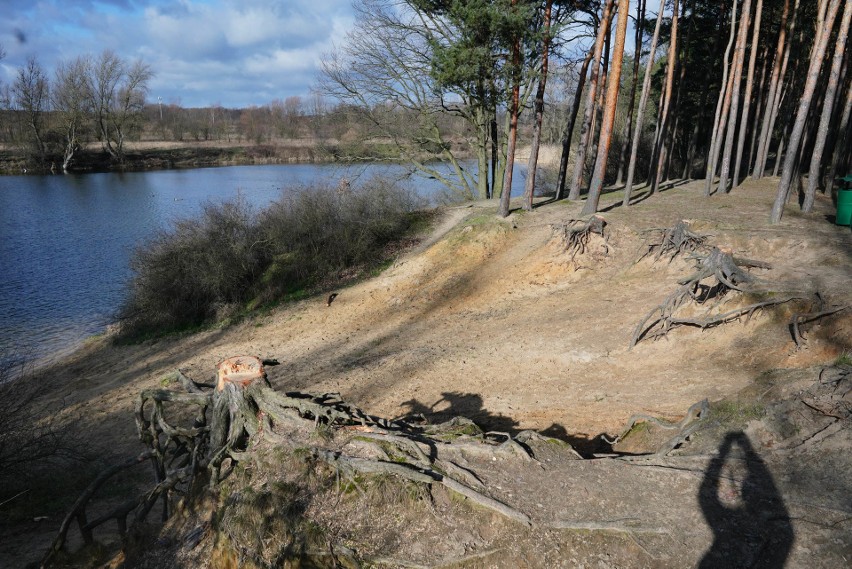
[[120, 198, 268, 337], [119, 177, 423, 339]]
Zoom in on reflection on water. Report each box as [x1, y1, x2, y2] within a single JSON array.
[[0, 163, 526, 366]]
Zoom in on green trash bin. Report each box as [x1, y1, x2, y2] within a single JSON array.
[[838, 175, 852, 226]]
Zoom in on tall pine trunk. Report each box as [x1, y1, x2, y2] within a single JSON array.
[[803, 0, 852, 212], [615, 0, 645, 186], [747, 45, 770, 178], [650, 0, 680, 194], [622, 0, 666, 205], [704, 0, 741, 196], [718, 0, 754, 193], [755, 0, 801, 178], [732, 0, 764, 189], [664, 0, 695, 182], [771, 0, 843, 223], [555, 49, 594, 200], [499, 0, 522, 218], [568, 0, 616, 201], [523, 0, 553, 211], [582, 0, 631, 215], [825, 67, 852, 197]]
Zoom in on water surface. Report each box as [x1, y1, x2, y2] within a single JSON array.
[[0, 163, 526, 366]]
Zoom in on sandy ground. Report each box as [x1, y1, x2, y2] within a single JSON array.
[[3, 176, 851, 567]]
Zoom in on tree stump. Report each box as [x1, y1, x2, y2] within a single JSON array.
[[216, 356, 266, 391]]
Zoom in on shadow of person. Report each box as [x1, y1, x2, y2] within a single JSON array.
[[698, 431, 794, 568]]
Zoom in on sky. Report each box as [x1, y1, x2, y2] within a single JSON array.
[[0, 0, 356, 109]]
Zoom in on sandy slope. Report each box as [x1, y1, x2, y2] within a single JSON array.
[[35, 177, 852, 454]]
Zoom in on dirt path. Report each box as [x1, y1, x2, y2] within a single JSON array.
[[3, 178, 851, 567]]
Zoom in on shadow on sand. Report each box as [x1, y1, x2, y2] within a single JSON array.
[[698, 431, 794, 568]]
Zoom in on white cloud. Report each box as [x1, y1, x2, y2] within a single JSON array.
[[1, 0, 355, 108]]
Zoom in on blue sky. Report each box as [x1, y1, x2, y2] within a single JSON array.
[[0, 0, 355, 108]]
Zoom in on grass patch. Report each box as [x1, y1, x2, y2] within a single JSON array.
[[710, 399, 766, 426], [835, 351, 852, 366]]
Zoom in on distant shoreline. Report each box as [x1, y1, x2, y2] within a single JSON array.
[[0, 139, 449, 176]]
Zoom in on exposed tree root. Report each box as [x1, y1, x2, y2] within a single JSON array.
[[552, 215, 609, 259], [45, 358, 563, 564], [630, 247, 811, 347], [638, 220, 709, 263], [789, 294, 849, 348], [603, 399, 710, 456]]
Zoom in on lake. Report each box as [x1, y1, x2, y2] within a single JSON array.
[[0, 162, 527, 367]]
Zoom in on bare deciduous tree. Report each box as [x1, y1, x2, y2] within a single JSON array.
[[52, 56, 93, 172], [87, 51, 152, 163], [12, 55, 50, 165]]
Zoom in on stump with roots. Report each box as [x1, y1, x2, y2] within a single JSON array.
[[44, 356, 582, 565], [552, 215, 609, 260], [637, 220, 708, 263], [630, 247, 828, 348]]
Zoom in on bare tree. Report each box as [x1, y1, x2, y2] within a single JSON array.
[[12, 55, 50, 165], [582, 0, 631, 215], [87, 51, 152, 163], [89, 51, 124, 159], [320, 0, 480, 200], [52, 56, 93, 172], [109, 59, 153, 159]]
